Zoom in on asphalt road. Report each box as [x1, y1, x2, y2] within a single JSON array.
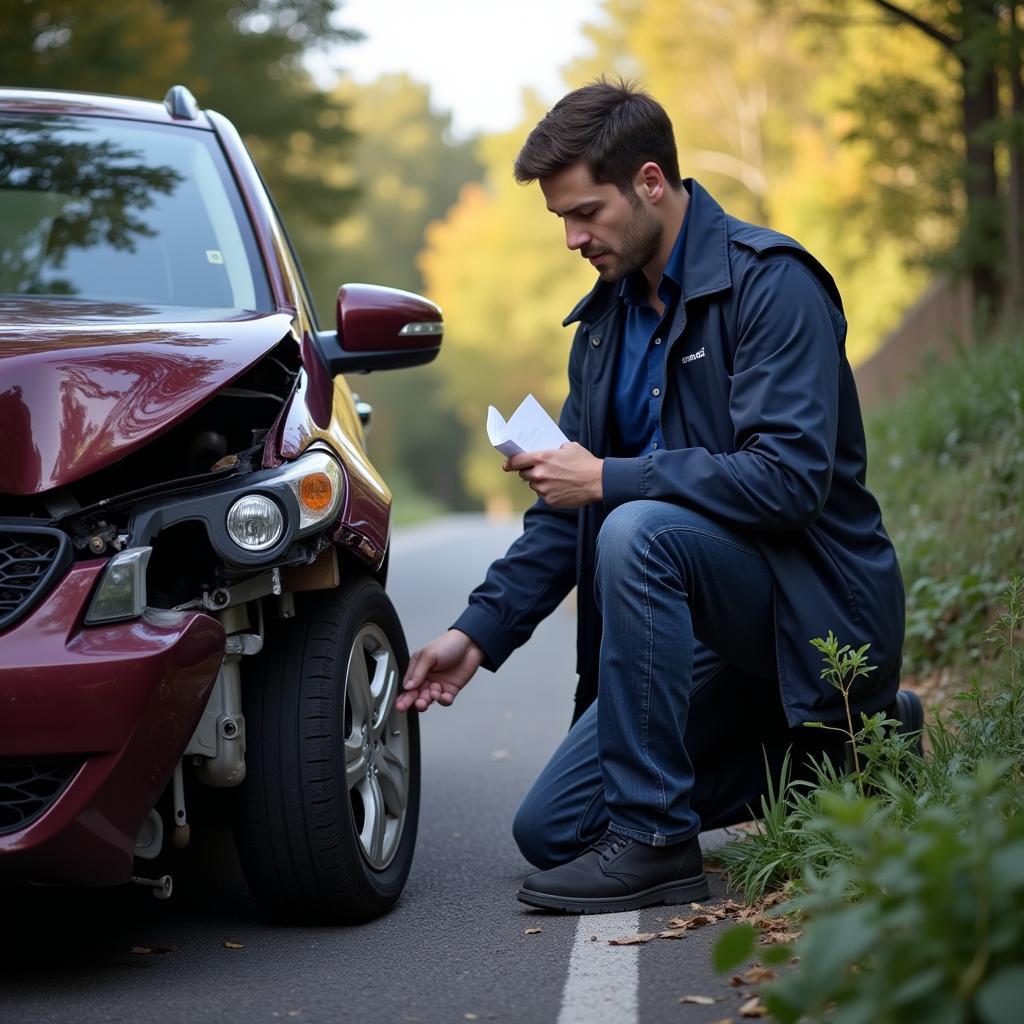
[[0, 514, 758, 1024]]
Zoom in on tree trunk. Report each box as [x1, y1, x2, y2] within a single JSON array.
[[1007, 1, 1024, 313], [959, 1, 1003, 314]]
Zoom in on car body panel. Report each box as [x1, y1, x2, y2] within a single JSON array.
[[274, 371, 392, 569], [0, 303, 295, 494], [0, 561, 225, 884]]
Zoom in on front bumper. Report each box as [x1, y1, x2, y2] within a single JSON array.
[[0, 560, 224, 885]]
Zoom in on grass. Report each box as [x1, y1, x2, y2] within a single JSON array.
[[865, 329, 1024, 677], [713, 580, 1024, 1022], [710, 333, 1024, 1021]]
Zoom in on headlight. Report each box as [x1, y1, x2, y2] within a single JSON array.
[[221, 451, 344, 556], [226, 495, 285, 551], [281, 453, 344, 531], [122, 449, 347, 568], [85, 547, 152, 625]]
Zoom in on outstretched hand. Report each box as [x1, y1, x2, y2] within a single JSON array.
[[397, 629, 484, 713]]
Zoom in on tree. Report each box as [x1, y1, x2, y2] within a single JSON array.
[[570, 0, 932, 360], [419, 108, 595, 511], [0, 1, 192, 97], [780, 0, 1024, 315], [569, 0, 814, 224], [308, 74, 485, 512], [0, 1, 362, 232]]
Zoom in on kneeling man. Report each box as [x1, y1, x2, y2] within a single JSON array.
[[397, 79, 913, 914]]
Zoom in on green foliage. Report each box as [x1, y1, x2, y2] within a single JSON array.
[[712, 921, 757, 973], [0, 1, 193, 97], [763, 768, 1024, 1024], [807, 631, 877, 780], [309, 74, 485, 514], [866, 329, 1024, 675], [420, 111, 595, 512], [715, 580, 1024, 1022], [0, 1, 362, 232]]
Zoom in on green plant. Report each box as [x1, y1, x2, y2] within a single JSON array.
[[714, 581, 1024, 1022], [805, 631, 877, 781], [766, 768, 1024, 1024]]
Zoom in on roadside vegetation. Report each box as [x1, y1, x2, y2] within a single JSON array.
[[712, 333, 1024, 1021], [867, 328, 1024, 682]]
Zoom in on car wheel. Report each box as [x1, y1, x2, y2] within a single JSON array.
[[234, 574, 419, 923]]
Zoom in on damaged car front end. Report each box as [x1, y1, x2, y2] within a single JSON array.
[[0, 85, 441, 921]]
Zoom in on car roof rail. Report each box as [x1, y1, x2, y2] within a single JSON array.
[[163, 85, 200, 121]]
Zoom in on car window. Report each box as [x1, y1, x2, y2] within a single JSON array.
[[0, 113, 273, 316]]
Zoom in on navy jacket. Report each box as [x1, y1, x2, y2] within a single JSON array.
[[453, 180, 904, 727]]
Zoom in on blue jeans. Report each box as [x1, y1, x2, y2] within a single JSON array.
[[513, 500, 844, 870]]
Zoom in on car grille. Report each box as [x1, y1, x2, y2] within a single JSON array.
[[0, 758, 82, 834], [0, 526, 71, 632]]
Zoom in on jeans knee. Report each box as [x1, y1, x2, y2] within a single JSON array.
[[596, 500, 661, 577], [512, 798, 561, 870]]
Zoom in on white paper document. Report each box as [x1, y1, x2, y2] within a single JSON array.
[[486, 394, 569, 458]]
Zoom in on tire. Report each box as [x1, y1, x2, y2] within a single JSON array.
[[234, 574, 420, 923]]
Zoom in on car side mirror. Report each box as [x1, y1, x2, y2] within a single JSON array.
[[314, 283, 443, 374]]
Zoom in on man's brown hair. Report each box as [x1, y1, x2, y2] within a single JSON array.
[[514, 78, 681, 196]]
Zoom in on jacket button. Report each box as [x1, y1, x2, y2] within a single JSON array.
[[652, 387, 661, 397], [591, 336, 601, 347]]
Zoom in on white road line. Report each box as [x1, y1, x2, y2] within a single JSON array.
[[557, 910, 640, 1024]]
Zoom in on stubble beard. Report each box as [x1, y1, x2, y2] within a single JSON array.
[[596, 202, 663, 283]]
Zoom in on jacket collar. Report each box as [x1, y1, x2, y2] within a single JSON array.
[[563, 178, 732, 327]]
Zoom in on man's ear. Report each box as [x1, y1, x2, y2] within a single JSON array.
[[634, 162, 667, 204]]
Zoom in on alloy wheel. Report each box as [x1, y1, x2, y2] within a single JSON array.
[[343, 623, 410, 870]]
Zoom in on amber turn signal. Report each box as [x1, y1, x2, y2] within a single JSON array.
[[299, 472, 333, 512]]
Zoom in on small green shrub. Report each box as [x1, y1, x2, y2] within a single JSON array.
[[714, 580, 1024, 1022]]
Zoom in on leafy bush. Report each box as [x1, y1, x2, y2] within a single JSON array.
[[866, 331, 1024, 675], [716, 769, 1024, 1024], [715, 580, 1024, 1022]]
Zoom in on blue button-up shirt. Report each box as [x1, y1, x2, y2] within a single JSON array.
[[613, 208, 690, 455]]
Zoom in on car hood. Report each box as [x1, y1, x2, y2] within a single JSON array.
[[0, 300, 295, 495]]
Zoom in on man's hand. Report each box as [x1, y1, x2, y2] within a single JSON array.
[[504, 442, 603, 508], [397, 629, 484, 713]]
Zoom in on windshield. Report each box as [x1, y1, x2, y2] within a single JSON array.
[[0, 113, 272, 315]]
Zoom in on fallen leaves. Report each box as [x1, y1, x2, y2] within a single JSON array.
[[759, 929, 802, 945], [678, 994, 717, 1005], [611, 899, 748, 944], [609, 932, 658, 945], [738, 996, 767, 1017], [524, 928, 542, 936], [130, 944, 175, 955], [741, 966, 777, 984], [223, 941, 245, 950]]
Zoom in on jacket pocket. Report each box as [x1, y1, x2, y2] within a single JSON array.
[[807, 523, 862, 625]]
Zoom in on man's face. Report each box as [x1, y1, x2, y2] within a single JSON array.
[[539, 161, 662, 283]]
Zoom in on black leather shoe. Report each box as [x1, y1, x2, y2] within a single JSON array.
[[517, 830, 709, 914], [890, 689, 925, 757]]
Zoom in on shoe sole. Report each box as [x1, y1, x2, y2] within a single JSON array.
[[516, 873, 710, 914]]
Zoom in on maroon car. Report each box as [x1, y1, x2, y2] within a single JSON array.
[[0, 85, 442, 922]]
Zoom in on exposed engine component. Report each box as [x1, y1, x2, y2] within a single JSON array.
[[184, 603, 263, 788]]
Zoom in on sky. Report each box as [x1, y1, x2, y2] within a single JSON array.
[[309, 0, 605, 137]]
